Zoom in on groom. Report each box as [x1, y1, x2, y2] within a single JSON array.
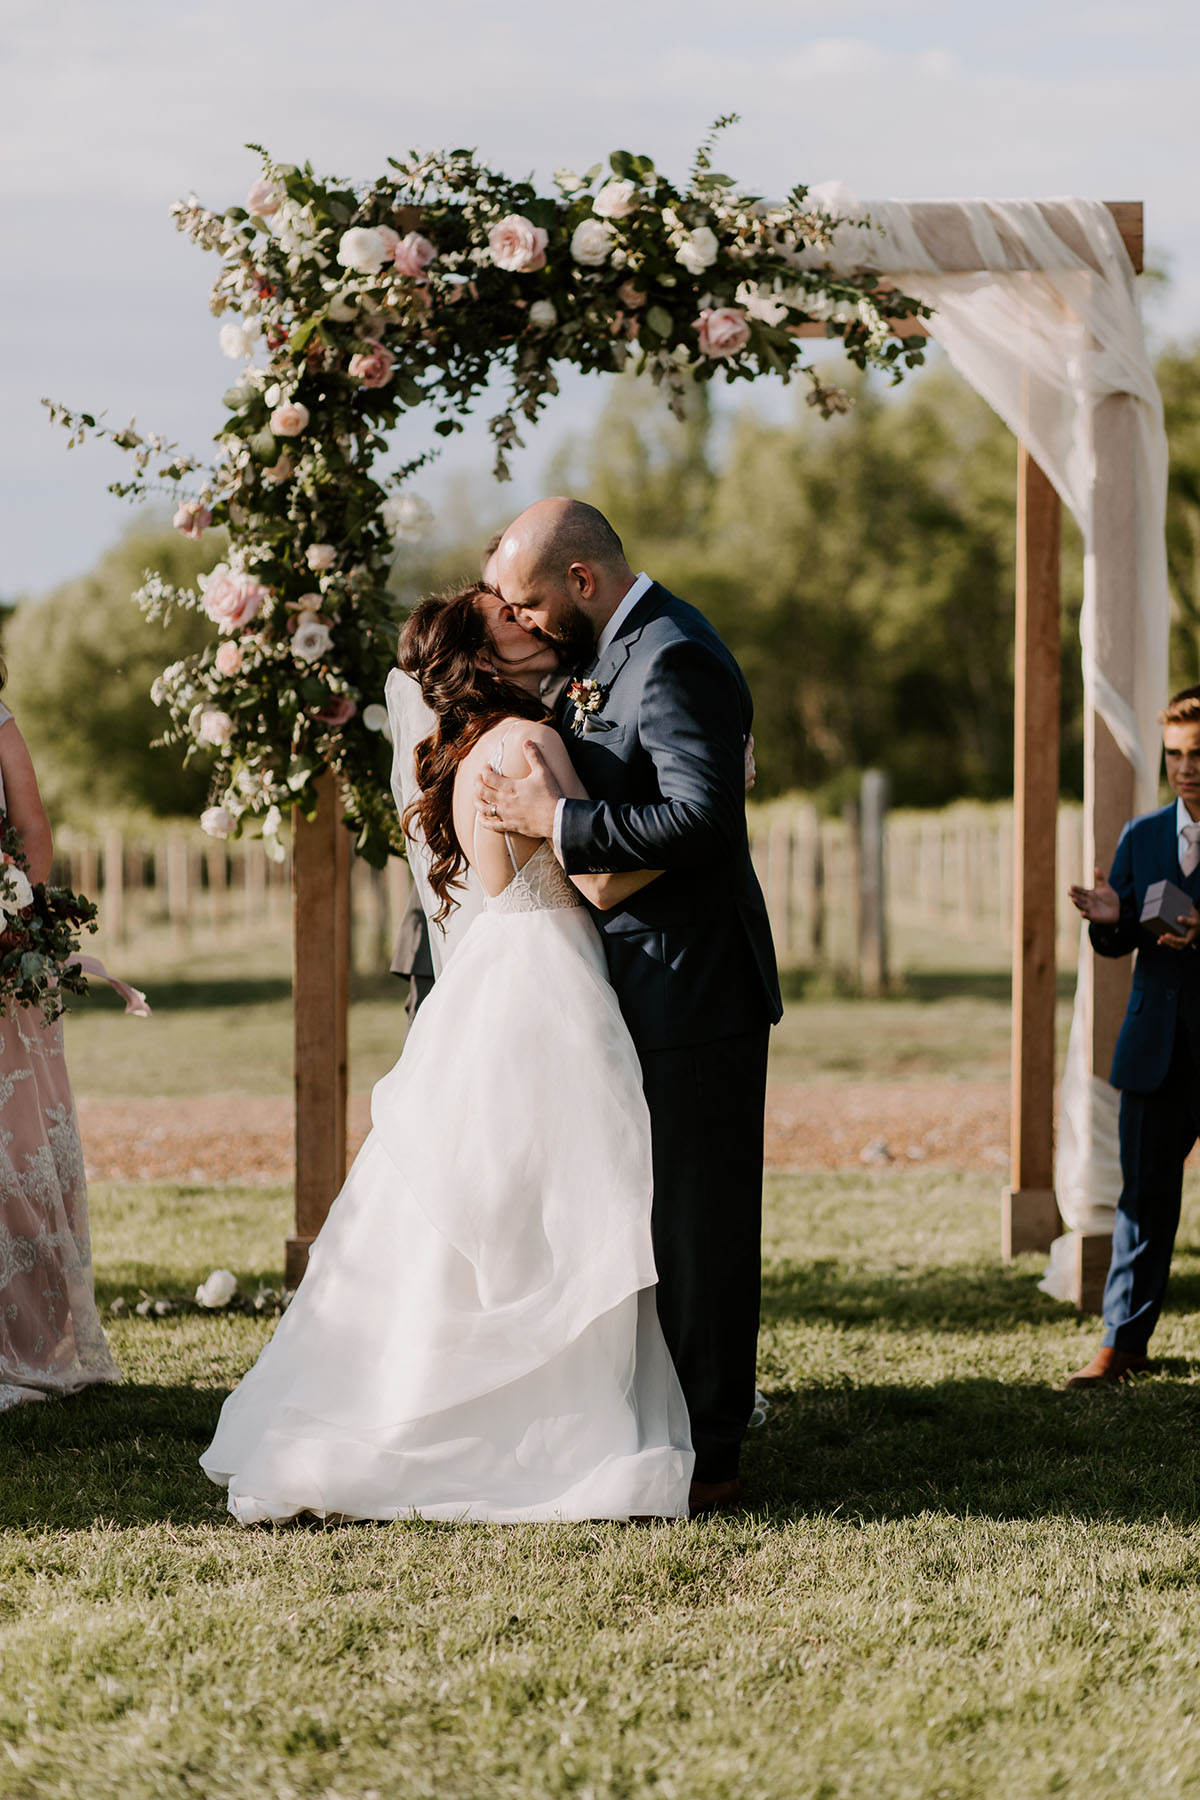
[[476, 498, 782, 1511]]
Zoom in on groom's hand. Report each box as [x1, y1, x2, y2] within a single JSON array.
[[475, 741, 563, 840]]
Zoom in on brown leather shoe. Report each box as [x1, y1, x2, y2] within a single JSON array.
[[688, 1478, 741, 1516], [1063, 1346, 1150, 1388]]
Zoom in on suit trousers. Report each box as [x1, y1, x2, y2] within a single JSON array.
[[1104, 1023, 1200, 1350], [638, 1023, 770, 1483]]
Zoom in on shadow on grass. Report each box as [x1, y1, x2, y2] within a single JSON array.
[[0, 1380, 232, 1530], [762, 1256, 1067, 1333], [66, 971, 400, 1015], [743, 1373, 1200, 1525]]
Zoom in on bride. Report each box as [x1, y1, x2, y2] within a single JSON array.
[[201, 583, 694, 1523]]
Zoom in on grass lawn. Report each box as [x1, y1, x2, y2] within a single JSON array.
[[2, 1173, 1198, 1800]]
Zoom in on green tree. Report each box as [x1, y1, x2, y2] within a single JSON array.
[[4, 517, 224, 822]]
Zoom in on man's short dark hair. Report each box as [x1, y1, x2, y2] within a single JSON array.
[[1161, 685, 1200, 727]]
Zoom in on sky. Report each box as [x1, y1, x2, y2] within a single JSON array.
[[2, 0, 1197, 597]]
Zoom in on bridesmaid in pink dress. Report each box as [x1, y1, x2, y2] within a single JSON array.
[[0, 691, 120, 1410]]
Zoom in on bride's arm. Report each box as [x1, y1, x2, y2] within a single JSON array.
[[506, 724, 663, 911]]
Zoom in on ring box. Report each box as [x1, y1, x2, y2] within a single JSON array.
[[1140, 878, 1195, 935]]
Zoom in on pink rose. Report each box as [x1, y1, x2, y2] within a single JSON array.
[[214, 640, 244, 677], [487, 214, 549, 273], [348, 343, 394, 389], [394, 232, 435, 278], [173, 501, 212, 539], [200, 565, 269, 634], [618, 280, 647, 309], [695, 306, 752, 360], [314, 694, 357, 728], [270, 401, 310, 437], [246, 177, 281, 218]]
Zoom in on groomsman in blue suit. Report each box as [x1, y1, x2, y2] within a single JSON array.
[[1066, 685, 1200, 1385]]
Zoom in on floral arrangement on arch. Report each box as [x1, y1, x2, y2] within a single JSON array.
[[45, 119, 928, 868]]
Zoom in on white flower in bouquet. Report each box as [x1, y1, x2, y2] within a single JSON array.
[[172, 500, 212, 539], [196, 709, 235, 748], [553, 168, 586, 194], [736, 281, 789, 327], [269, 400, 310, 438], [214, 640, 244, 677], [306, 544, 336, 572], [292, 612, 333, 665], [246, 177, 281, 218], [676, 226, 720, 275], [528, 300, 558, 331], [0, 862, 34, 916], [593, 180, 638, 220], [195, 1268, 238, 1308], [336, 227, 391, 274], [570, 218, 616, 266], [382, 493, 432, 541], [488, 215, 549, 273], [218, 321, 257, 360], [362, 702, 392, 738], [200, 807, 235, 840]]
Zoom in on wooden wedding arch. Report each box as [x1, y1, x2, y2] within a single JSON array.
[[286, 200, 1148, 1310]]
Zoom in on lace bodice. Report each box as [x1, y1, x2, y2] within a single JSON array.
[[484, 841, 581, 915]]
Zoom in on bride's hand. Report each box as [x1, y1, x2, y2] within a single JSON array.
[[476, 740, 563, 840]]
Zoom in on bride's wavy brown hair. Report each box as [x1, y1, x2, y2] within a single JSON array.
[[397, 585, 550, 922]]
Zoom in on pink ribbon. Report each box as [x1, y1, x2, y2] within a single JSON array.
[[66, 954, 152, 1017]]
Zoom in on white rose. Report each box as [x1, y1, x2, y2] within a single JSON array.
[[593, 180, 638, 220], [362, 703, 392, 738], [571, 218, 616, 267], [382, 493, 432, 541], [306, 544, 336, 571], [0, 863, 34, 916], [336, 227, 390, 274], [200, 807, 235, 839], [528, 300, 558, 330], [553, 168, 586, 194], [292, 613, 333, 665], [219, 321, 257, 360], [736, 281, 789, 327], [269, 401, 310, 438], [196, 709, 235, 748], [195, 1268, 238, 1308], [676, 226, 720, 276]]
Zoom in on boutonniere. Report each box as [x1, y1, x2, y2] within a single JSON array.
[[567, 676, 607, 732]]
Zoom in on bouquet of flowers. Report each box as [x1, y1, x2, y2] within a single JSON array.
[[0, 818, 98, 1022]]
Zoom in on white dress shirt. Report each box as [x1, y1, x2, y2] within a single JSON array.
[[1177, 796, 1200, 876], [552, 573, 653, 860]]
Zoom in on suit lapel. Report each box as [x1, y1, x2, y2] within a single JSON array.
[[579, 584, 666, 691]]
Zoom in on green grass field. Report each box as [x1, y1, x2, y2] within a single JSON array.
[[2, 1170, 1198, 1800]]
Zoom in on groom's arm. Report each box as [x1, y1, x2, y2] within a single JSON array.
[[560, 639, 748, 875]]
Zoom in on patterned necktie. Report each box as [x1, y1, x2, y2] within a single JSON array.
[[1181, 823, 1200, 877]]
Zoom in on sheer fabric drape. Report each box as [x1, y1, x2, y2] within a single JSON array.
[[802, 191, 1170, 1293]]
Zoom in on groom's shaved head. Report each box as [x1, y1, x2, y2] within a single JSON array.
[[496, 498, 635, 660], [509, 498, 626, 584]]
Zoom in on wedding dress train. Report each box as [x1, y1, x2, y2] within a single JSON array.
[[201, 837, 693, 1523]]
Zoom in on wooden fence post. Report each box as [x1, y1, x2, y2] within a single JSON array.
[[102, 828, 125, 947], [286, 773, 351, 1288], [859, 770, 888, 996]]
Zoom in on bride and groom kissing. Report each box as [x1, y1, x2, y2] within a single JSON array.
[[201, 497, 782, 1523]]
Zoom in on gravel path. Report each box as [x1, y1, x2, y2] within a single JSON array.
[[77, 1082, 1016, 1185]]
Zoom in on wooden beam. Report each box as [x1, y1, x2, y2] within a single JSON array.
[[1003, 445, 1063, 1259], [286, 772, 351, 1289]]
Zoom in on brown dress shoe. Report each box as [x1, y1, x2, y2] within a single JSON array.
[[1063, 1346, 1150, 1388], [688, 1477, 741, 1516]]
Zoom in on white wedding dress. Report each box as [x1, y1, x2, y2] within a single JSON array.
[[201, 777, 693, 1524]]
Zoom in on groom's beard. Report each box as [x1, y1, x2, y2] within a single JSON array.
[[537, 601, 596, 672]]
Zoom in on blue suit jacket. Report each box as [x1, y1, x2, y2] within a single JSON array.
[[1090, 801, 1200, 1094], [558, 582, 782, 1053]]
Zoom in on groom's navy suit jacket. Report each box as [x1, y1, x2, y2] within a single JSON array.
[[557, 581, 782, 1053], [1090, 802, 1200, 1095]]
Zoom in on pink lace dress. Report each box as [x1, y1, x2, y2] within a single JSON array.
[[0, 704, 119, 1409]]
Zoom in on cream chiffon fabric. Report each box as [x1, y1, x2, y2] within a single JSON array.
[[201, 840, 694, 1523], [0, 708, 120, 1408]]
